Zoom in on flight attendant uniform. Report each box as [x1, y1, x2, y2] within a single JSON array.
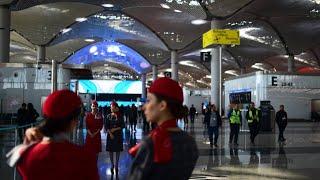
[[85, 112, 103, 154], [6, 90, 99, 180], [127, 78, 199, 180]]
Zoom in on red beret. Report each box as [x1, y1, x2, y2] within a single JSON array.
[[149, 77, 183, 103], [43, 90, 82, 120], [91, 100, 98, 107], [111, 101, 118, 107]]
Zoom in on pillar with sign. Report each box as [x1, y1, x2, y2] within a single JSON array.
[[203, 23, 240, 115]]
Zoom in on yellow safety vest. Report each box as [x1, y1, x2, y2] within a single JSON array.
[[248, 109, 259, 123], [230, 110, 241, 124]]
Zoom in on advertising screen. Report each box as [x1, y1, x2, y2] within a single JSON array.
[[77, 80, 142, 94]]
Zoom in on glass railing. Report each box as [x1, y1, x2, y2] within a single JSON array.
[[0, 119, 43, 180]]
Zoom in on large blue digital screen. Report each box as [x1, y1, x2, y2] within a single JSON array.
[[78, 80, 142, 94]]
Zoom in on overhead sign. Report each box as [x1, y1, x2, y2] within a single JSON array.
[[200, 52, 211, 62], [203, 29, 240, 48]]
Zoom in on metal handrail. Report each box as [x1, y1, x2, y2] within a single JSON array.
[[0, 119, 43, 180], [0, 120, 43, 132]]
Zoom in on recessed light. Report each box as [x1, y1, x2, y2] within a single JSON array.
[[160, 3, 170, 9], [85, 39, 95, 42], [174, 9, 182, 13], [61, 28, 72, 34], [191, 19, 207, 25], [75, 17, 87, 22], [102, 4, 114, 8]]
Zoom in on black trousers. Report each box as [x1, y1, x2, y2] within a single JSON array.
[[248, 122, 259, 143], [229, 124, 240, 143], [278, 124, 287, 141]]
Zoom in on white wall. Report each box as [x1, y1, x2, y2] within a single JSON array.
[[0, 65, 71, 115], [224, 72, 320, 120]]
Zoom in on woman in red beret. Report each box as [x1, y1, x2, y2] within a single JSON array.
[[85, 101, 103, 156], [104, 101, 125, 177], [7, 90, 99, 180], [127, 77, 199, 180]]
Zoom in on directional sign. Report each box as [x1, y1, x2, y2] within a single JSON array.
[[203, 29, 240, 48]]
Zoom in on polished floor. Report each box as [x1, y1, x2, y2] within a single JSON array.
[[2, 117, 320, 179]]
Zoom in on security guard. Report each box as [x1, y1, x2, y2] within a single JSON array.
[[246, 102, 261, 145], [228, 104, 242, 146]]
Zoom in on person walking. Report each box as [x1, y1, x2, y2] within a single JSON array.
[[204, 104, 222, 148], [189, 104, 196, 124], [228, 104, 242, 146], [129, 104, 138, 131], [246, 102, 261, 145], [276, 105, 288, 143]]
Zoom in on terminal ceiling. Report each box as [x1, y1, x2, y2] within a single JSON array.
[[5, 0, 320, 88]]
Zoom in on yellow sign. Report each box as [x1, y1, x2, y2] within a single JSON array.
[[203, 29, 240, 48]]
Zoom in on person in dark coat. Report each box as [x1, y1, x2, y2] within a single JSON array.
[[17, 103, 28, 142], [189, 104, 196, 124], [7, 90, 99, 180], [204, 104, 222, 148], [26, 103, 39, 124], [127, 77, 199, 180], [129, 104, 138, 131], [276, 105, 288, 143], [104, 102, 125, 177]]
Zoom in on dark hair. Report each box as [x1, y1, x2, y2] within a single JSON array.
[[22, 103, 26, 107], [154, 94, 184, 119], [280, 105, 284, 108], [39, 108, 81, 137], [27, 103, 34, 110]]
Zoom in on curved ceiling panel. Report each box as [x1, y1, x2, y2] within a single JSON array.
[[11, 2, 103, 45], [64, 41, 151, 74], [118, 39, 171, 65], [203, 0, 252, 17], [50, 11, 167, 49], [124, 7, 209, 50], [271, 17, 320, 55], [46, 38, 97, 63]]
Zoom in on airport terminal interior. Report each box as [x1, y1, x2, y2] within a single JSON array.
[[1, 0, 320, 179]]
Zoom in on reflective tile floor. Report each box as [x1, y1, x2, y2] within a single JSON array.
[[2, 117, 320, 179]]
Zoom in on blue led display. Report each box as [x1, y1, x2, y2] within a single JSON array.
[[64, 41, 150, 73]]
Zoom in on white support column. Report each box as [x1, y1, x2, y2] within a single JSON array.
[[141, 73, 146, 100], [171, 50, 178, 81], [288, 54, 295, 73], [36, 45, 46, 63], [51, 60, 57, 93], [0, 5, 10, 63], [240, 68, 245, 75], [152, 65, 158, 81], [210, 20, 222, 111]]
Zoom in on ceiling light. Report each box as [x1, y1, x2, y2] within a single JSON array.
[[75, 17, 87, 22], [61, 28, 72, 34], [102, 4, 114, 8], [89, 46, 98, 54], [191, 19, 207, 25], [174, 9, 182, 13], [160, 3, 170, 9], [85, 39, 95, 42]]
